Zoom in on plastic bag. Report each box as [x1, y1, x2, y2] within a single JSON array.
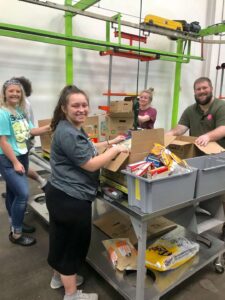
[[145, 233, 199, 271]]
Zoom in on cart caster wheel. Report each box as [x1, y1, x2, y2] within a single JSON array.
[[214, 260, 224, 274]]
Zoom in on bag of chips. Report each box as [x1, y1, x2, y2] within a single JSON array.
[[145, 233, 199, 271]]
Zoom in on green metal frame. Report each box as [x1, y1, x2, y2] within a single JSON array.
[[1, 1, 224, 125], [199, 23, 225, 37], [171, 40, 183, 127], [73, 0, 100, 11]]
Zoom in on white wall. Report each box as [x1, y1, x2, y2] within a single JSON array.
[[0, 0, 224, 136]]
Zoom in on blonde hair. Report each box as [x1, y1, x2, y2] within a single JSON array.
[[140, 88, 154, 102], [1, 79, 26, 111]]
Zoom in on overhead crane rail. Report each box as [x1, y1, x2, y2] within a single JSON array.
[[19, 0, 200, 42]]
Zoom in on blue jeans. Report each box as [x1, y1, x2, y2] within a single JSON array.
[[0, 154, 29, 234]]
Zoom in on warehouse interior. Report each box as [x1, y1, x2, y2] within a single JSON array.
[[1, 1, 225, 300]]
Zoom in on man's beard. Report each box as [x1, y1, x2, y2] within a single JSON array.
[[195, 92, 213, 106]]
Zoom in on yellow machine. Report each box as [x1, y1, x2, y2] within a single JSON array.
[[143, 14, 183, 31]]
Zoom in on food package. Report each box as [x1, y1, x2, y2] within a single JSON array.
[[151, 143, 189, 172], [102, 238, 137, 271], [145, 233, 199, 271]]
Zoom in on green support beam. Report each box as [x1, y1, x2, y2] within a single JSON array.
[[171, 40, 183, 127], [73, 0, 100, 10], [65, 0, 73, 85], [0, 23, 202, 63], [0, 28, 106, 51], [199, 23, 225, 37]]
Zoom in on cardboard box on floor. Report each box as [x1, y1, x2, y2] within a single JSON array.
[[104, 128, 164, 172], [166, 135, 225, 159], [94, 210, 177, 245]]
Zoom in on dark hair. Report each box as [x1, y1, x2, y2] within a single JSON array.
[[51, 85, 89, 132], [193, 77, 212, 89], [12, 76, 32, 97]]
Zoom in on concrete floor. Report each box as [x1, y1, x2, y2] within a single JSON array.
[[1, 175, 225, 300]]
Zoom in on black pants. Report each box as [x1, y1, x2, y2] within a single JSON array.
[[46, 182, 92, 275]]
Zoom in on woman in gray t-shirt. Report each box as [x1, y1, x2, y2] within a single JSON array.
[[46, 85, 127, 300]]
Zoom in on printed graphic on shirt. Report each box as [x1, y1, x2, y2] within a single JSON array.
[[10, 113, 30, 154]]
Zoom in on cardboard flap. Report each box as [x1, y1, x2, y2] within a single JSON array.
[[104, 152, 129, 172], [131, 128, 164, 153], [171, 140, 192, 146], [195, 142, 225, 154], [175, 135, 197, 143], [104, 128, 164, 172], [164, 135, 176, 147]]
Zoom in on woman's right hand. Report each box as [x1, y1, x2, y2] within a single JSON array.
[[13, 161, 25, 174], [114, 144, 129, 154]]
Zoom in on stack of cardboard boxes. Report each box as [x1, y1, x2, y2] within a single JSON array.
[[106, 100, 134, 139]]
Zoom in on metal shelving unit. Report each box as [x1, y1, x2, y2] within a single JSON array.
[[29, 188, 225, 300]]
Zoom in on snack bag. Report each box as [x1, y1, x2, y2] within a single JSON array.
[[145, 234, 199, 271], [151, 143, 189, 172], [102, 238, 137, 271]]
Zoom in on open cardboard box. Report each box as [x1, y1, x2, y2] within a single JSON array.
[[104, 128, 164, 172], [166, 135, 225, 159], [94, 210, 177, 245]]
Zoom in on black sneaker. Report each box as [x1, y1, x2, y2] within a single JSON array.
[[9, 232, 36, 246], [22, 223, 36, 233]]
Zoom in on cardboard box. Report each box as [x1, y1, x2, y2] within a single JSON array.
[[101, 169, 127, 187], [94, 210, 177, 245], [167, 135, 225, 159], [38, 115, 107, 152], [105, 128, 164, 172], [109, 100, 133, 117], [106, 116, 133, 139], [38, 119, 51, 153], [83, 114, 106, 142]]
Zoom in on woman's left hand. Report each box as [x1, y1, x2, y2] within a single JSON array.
[[110, 135, 126, 145]]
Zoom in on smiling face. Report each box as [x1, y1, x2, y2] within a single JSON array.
[[194, 81, 213, 106], [4, 84, 22, 108], [139, 91, 152, 109], [63, 92, 89, 127]]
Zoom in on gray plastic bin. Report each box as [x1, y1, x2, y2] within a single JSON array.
[[186, 156, 225, 199], [121, 168, 197, 214]]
